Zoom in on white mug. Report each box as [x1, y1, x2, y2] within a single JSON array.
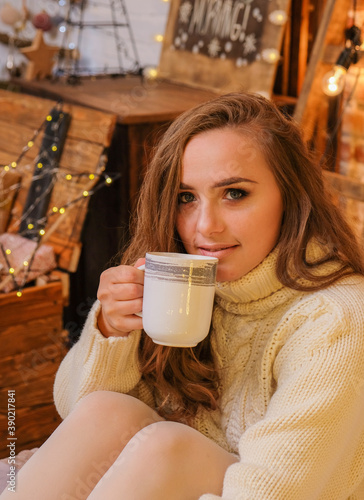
[[138, 252, 218, 347]]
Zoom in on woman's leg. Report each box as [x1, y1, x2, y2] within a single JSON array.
[[0, 391, 163, 500], [88, 420, 238, 500]]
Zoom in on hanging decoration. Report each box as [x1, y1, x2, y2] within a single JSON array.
[[0, 0, 30, 32], [169, 0, 287, 66], [0, 3, 23, 27], [322, 24, 362, 96], [159, 0, 290, 94], [32, 11, 54, 32], [171, 0, 267, 64]]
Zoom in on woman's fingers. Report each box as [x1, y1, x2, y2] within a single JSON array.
[[96, 264, 145, 337], [98, 281, 144, 302]]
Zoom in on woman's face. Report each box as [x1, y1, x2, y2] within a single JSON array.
[[175, 128, 284, 282]]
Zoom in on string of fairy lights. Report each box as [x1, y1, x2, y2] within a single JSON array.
[[0, 107, 120, 297]]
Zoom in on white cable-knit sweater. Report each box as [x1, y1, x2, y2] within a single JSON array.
[[54, 247, 364, 499]]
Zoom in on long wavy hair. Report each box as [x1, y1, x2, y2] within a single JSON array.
[[121, 92, 364, 422]]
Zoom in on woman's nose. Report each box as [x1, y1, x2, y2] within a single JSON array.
[[196, 203, 224, 236]]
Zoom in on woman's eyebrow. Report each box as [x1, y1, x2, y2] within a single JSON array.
[[179, 177, 257, 190]]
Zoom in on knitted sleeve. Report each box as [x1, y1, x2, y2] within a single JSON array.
[[201, 283, 364, 500], [53, 300, 154, 419]]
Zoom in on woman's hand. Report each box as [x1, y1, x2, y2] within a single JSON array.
[[96, 258, 145, 338]]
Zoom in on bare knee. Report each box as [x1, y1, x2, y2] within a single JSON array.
[[123, 421, 188, 457], [109, 421, 195, 479], [122, 420, 229, 466], [143, 421, 196, 456], [70, 391, 162, 441], [112, 421, 237, 497]]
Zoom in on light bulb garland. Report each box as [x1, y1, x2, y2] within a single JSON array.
[[322, 24, 362, 97]]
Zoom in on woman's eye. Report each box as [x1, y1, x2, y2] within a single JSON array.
[[226, 188, 248, 200], [178, 192, 195, 204]]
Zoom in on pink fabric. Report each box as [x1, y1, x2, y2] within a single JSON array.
[[0, 233, 56, 292]]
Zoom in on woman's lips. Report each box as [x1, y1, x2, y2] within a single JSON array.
[[198, 245, 238, 259]]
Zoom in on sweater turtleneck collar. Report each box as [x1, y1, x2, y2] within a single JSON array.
[[214, 240, 345, 316], [214, 246, 293, 315]]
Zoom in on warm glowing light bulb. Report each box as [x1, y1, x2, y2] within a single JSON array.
[[5, 249, 11, 255], [261, 48, 280, 64], [28, 223, 34, 229], [106, 177, 112, 184], [59, 207, 65, 214], [268, 10, 288, 26], [9, 268, 15, 274], [154, 34, 164, 42], [23, 260, 29, 267], [16, 291, 22, 297], [143, 66, 158, 79], [89, 174, 95, 180], [11, 162, 17, 168], [322, 65, 347, 96], [83, 190, 89, 197], [66, 174, 72, 180], [39, 229, 45, 236]]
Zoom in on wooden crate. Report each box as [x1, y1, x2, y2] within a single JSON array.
[[0, 281, 67, 458], [0, 89, 116, 457]]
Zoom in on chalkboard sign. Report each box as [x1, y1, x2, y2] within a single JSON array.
[[158, 0, 291, 95]]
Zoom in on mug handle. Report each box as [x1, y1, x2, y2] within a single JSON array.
[[135, 264, 145, 317]]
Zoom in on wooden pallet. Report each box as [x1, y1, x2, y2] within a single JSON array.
[[0, 88, 116, 272], [0, 89, 116, 454]]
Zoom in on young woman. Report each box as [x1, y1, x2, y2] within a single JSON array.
[[3, 93, 364, 500]]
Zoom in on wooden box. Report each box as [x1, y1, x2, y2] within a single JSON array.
[[0, 88, 116, 457], [0, 281, 67, 458]]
